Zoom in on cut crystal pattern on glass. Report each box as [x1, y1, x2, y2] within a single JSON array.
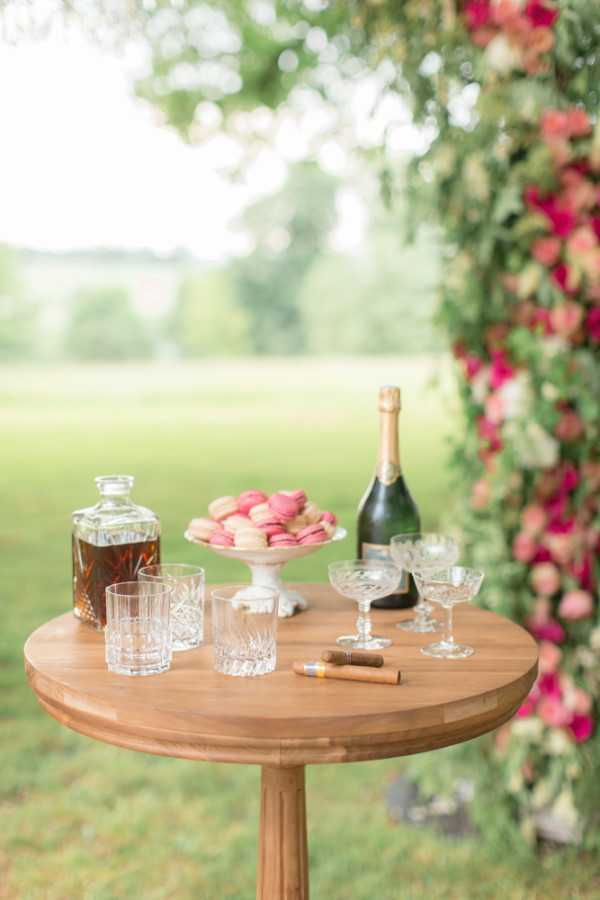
[[328, 560, 401, 650], [211, 585, 278, 677], [414, 567, 485, 660], [390, 533, 459, 633], [139, 564, 204, 651]]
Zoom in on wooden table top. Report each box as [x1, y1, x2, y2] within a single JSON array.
[[24, 584, 538, 767]]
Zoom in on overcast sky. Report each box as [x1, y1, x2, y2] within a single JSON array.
[[0, 25, 425, 260]]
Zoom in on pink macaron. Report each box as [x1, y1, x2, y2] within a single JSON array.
[[269, 532, 298, 547], [209, 529, 235, 547], [320, 511, 337, 526], [268, 492, 300, 521], [297, 524, 328, 545], [238, 489, 268, 516], [286, 489, 307, 508], [258, 522, 287, 538], [299, 529, 328, 545]]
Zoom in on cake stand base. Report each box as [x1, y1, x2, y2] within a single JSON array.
[[250, 563, 307, 617]]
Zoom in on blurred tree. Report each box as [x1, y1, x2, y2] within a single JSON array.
[[0, 245, 38, 360], [169, 270, 251, 356], [232, 163, 337, 354], [301, 217, 442, 354], [64, 286, 152, 360]]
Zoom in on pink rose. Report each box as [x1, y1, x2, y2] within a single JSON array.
[[551, 262, 577, 294], [538, 694, 571, 727], [585, 307, 600, 343], [465, 0, 492, 29], [545, 532, 576, 565], [532, 236, 561, 267], [558, 589, 594, 620], [528, 616, 565, 643], [530, 561, 561, 595], [560, 171, 597, 213], [571, 553, 594, 591], [566, 108, 591, 137], [464, 353, 484, 379], [567, 225, 596, 255], [512, 531, 538, 563], [517, 696, 537, 717], [489, 350, 514, 390], [521, 504, 547, 535], [538, 672, 561, 696], [544, 203, 576, 238], [471, 478, 491, 510], [555, 409, 584, 442], [568, 714, 594, 743], [485, 391, 505, 424], [559, 463, 579, 493], [538, 640, 562, 674], [550, 301, 583, 337], [541, 110, 570, 141], [571, 688, 593, 715]]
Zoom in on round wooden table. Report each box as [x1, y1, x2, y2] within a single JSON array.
[[25, 584, 537, 899]]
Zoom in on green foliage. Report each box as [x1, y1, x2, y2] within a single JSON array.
[[64, 286, 153, 360], [232, 163, 337, 353], [169, 269, 251, 356], [301, 219, 442, 354], [0, 245, 38, 360]]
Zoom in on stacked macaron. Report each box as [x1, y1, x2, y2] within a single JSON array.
[[187, 489, 338, 551]]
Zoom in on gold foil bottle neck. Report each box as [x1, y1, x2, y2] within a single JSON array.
[[378, 385, 401, 413]]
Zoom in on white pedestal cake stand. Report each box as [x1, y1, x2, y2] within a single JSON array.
[[184, 527, 347, 617]]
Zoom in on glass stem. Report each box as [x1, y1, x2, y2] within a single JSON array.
[[356, 600, 372, 643], [443, 604, 454, 646]]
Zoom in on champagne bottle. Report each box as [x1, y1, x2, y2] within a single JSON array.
[[357, 385, 420, 609]]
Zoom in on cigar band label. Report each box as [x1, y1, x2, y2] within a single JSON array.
[[305, 662, 326, 678], [361, 543, 409, 593]]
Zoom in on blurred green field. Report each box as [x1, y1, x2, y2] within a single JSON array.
[[2, 359, 598, 899]]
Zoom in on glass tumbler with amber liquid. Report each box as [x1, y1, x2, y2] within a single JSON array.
[[72, 475, 161, 629]]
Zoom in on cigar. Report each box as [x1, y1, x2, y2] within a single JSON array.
[[293, 661, 401, 685], [321, 649, 384, 668]]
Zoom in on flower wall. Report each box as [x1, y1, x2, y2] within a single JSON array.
[[371, 0, 600, 846]]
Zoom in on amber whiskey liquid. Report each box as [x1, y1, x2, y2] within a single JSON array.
[[72, 536, 160, 628]]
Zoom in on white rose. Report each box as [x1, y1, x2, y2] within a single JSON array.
[[498, 372, 532, 420], [546, 729, 572, 756], [511, 718, 544, 740], [485, 34, 522, 75], [470, 366, 490, 404], [590, 628, 600, 651], [505, 421, 560, 469]]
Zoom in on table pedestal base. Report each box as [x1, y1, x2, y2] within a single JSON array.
[[257, 765, 308, 900]]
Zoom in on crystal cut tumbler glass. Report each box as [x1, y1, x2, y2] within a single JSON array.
[[139, 563, 205, 651], [414, 566, 485, 659], [211, 585, 278, 677], [390, 533, 459, 633], [328, 560, 401, 650], [105, 580, 172, 676]]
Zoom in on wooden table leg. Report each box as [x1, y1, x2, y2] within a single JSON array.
[[257, 765, 309, 900]]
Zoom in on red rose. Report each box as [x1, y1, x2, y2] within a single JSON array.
[[568, 714, 594, 743], [525, 0, 558, 28], [585, 307, 600, 343]]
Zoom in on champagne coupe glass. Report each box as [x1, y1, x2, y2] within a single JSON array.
[[390, 533, 459, 633], [414, 566, 485, 659], [328, 560, 402, 650]]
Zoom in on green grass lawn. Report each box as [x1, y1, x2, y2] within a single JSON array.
[[2, 359, 598, 899]]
